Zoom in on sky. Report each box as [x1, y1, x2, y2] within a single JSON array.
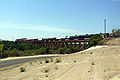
[[0, 0, 120, 41]]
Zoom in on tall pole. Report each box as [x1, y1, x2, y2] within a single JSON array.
[[0, 39, 2, 61], [104, 19, 106, 38]]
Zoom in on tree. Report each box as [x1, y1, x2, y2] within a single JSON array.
[[64, 48, 72, 54], [35, 47, 49, 55], [88, 34, 103, 47], [0, 44, 4, 51], [112, 28, 120, 34], [17, 43, 29, 51], [57, 48, 66, 54]]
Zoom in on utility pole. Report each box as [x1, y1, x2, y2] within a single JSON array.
[[104, 19, 106, 38], [0, 39, 2, 61], [13, 37, 14, 42]]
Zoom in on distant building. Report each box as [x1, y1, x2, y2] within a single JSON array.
[[109, 33, 120, 37]]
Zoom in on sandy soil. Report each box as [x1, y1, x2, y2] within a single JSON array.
[[106, 37, 120, 46], [0, 45, 120, 80]]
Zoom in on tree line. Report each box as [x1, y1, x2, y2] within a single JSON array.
[[0, 41, 81, 58]]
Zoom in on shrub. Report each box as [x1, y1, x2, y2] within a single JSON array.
[[45, 75, 48, 77], [104, 69, 106, 72], [92, 62, 94, 65], [64, 48, 72, 54], [50, 58, 53, 62], [44, 69, 49, 73], [40, 62, 42, 64], [49, 49, 57, 54], [35, 47, 49, 55], [45, 59, 49, 63], [55, 66, 58, 70], [56, 59, 61, 63], [20, 67, 25, 72], [70, 48, 80, 53], [30, 62, 32, 65], [57, 48, 66, 54]]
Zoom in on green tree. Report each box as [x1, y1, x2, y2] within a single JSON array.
[[112, 28, 120, 34], [0, 44, 4, 51], [89, 34, 103, 47], [64, 48, 72, 54], [57, 48, 66, 54], [35, 47, 49, 55]]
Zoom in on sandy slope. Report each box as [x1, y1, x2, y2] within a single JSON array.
[[0, 45, 120, 80], [105, 37, 120, 45]]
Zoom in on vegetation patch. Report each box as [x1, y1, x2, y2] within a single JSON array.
[[40, 62, 42, 64], [44, 69, 49, 73], [30, 62, 33, 65], [20, 67, 25, 72], [74, 61, 76, 63], [56, 59, 61, 63], [1, 41, 82, 58], [104, 69, 106, 72], [55, 66, 58, 70], [88, 34, 103, 47], [45, 59, 49, 63], [50, 58, 53, 62], [45, 75, 48, 77], [92, 62, 95, 65]]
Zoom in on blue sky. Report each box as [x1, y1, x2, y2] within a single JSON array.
[[0, 0, 120, 41]]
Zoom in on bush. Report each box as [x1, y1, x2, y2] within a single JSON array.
[[45, 59, 49, 63], [92, 62, 95, 65], [70, 48, 80, 53], [55, 66, 58, 70], [50, 58, 53, 62], [56, 59, 61, 63], [49, 49, 57, 54], [40, 62, 42, 64], [64, 48, 72, 54], [35, 47, 49, 55], [44, 69, 49, 73], [30, 62, 32, 65], [20, 67, 25, 72], [57, 48, 66, 54]]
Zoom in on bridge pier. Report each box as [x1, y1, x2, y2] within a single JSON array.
[[37, 40, 88, 50]]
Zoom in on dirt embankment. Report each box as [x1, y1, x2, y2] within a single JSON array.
[[100, 37, 120, 46], [106, 37, 120, 45]]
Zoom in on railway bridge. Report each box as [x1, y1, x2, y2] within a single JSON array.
[[38, 40, 88, 49], [15, 34, 93, 49], [37, 34, 93, 49]]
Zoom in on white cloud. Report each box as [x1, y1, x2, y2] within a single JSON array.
[[0, 24, 86, 40], [0, 24, 80, 34]]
